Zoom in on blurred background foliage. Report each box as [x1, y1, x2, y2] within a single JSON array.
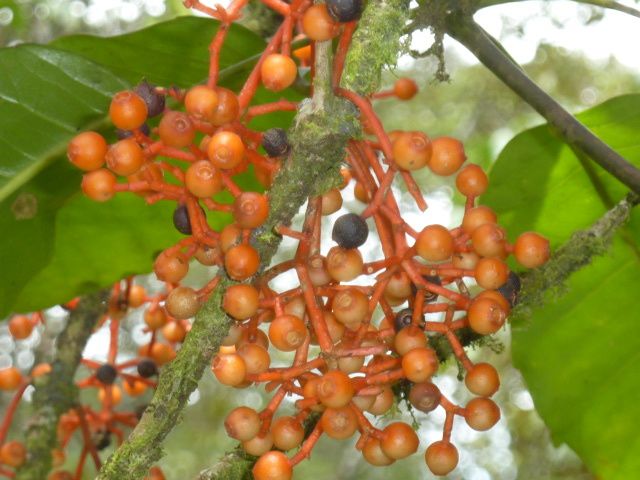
[[1, 1, 639, 479]]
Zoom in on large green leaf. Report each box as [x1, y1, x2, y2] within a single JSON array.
[[50, 16, 265, 88], [484, 95, 640, 479], [0, 45, 127, 201]]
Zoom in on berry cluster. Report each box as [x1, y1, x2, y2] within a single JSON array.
[[1, 0, 551, 478]]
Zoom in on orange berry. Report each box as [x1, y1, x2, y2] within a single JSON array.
[[316, 370, 354, 408], [392, 131, 432, 170], [210, 87, 239, 126], [224, 244, 260, 280], [468, 297, 507, 335], [461, 205, 497, 235], [252, 451, 292, 480], [474, 257, 509, 290], [331, 288, 369, 330], [0, 441, 26, 468], [320, 406, 358, 439], [212, 353, 246, 386], [321, 188, 343, 215], [394, 324, 428, 356], [8, 315, 33, 340], [465, 362, 500, 397], [514, 232, 550, 268], [429, 137, 466, 176], [465, 397, 500, 431], [31, 363, 52, 378], [184, 85, 219, 120], [0, 367, 22, 391], [234, 192, 269, 229], [165, 286, 199, 320], [81, 169, 117, 202], [123, 378, 147, 396], [261, 54, 298, 92], [402, 347, 439, 383], [326, 246, 363, 282], [223, 284, 260, 320], [97, 385, 122, 405], [242, 433, 274, 457], [366, 387, 394, 415], [128, 284, 147, 308], [362, 437, 395, 466], [144, 307, 167, 330], [158, 111, 195, 148], [415, 224, 454, 262], [293, 45, 312, 62], [220, 223, 242, 253], [471, 223, 507, 258], [456, 163, 488, 197], [302, 5, 340, 41], [185, 160, 222, 198], [105, 138, 145, 176], [109, 91, 148, 130], [380, 422, 419, 459], [425, 441, 459, 476], [225, 406, 261, 441], [268, 314, 308, 352], [207, 131, 245, 170], [153, 251, 189, 284], [393, 78, 418, 100], [162, 321, 187, 343], [408, 382, 441, 413], [271, 416, 305, 451], [67, 131, 108, 171], [237, 343, 271, 375]]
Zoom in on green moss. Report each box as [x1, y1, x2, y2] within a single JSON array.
[[341, 0, 410, 94]]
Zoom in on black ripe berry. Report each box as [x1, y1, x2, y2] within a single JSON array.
[[134, 80, 165, 118], [261, 128, 290, 157], [410, 275, 442, 303], [326, 0, 363, 22], [137, 358, 158, 378], [94, 430, 111, 451], [498, 271, 521, 307], [96, 364, 118, 385], [394, 308, 413, 332], [116, 123, 151, 140], [332, 213, 368, 249], [173, 204, 192, 235]]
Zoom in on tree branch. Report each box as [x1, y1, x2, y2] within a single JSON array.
[[16, 289, 110, 480], [512, 192, 639, 322], [442, 13, 640, 194]]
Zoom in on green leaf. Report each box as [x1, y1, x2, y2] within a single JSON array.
[[0, 45, 127, 202], [51, 16, 265, 88], [483, 94, 640, 245], [484, 94, 640, 479]]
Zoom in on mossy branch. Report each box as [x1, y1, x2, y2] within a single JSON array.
[[511, 193, 639, 322], [96, 1, 409, 478], [16, 289, 110, 480]]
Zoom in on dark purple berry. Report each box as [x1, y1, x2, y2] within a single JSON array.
[[96, 364, 117, 385], [261, 128, 290, 157], [326, 0, 363, 22], [116, 123, 151, 140], [394, 308, 413, 332], [332, 213, 368, 249], [173, 204, 192, 235], [408, 382, 441, 413], [498, 271, 521, 307], [137, 359, 158, 378], [94, 430, 111, 450], [135, 80, 165, 117]]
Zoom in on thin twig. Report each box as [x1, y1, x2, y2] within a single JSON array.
[[443, 13, 640, 194]]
